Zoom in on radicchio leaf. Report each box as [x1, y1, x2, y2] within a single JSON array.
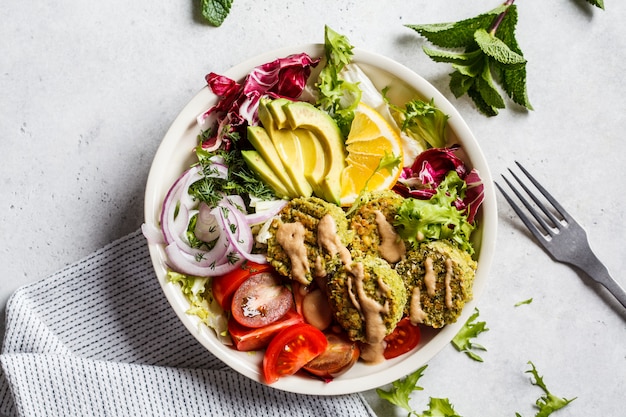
[[197, 53, 319, 151], [394, 145, 484, 224]]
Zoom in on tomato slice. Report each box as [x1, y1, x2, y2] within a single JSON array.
[[262, 323, 328, 384], [211, 261, 271, 310], [228, 309, 304, 352], [383, 317, 421, 360], [303, 333, 360, 380], [231, 272, 293, 328]]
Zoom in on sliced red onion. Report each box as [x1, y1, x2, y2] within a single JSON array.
[[245, 199, 287, 225], [216, 198, 268, 265], [195, 203, 221, 243], [141, 222, 165, 245], [160, 166, 203, 245], [159, 162, 272, 276], [165, 242, 245, 277]]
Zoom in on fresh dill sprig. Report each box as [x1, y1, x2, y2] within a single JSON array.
[[189, 138, 276, 209]]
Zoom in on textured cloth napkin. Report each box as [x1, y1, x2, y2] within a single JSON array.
[[0, 229, 376, 417]]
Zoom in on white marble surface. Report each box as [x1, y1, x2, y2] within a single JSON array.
[[2, 0, 625, 415]]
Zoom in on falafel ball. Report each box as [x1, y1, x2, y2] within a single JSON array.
[[327, 254, 407, 343], [348, 190, 406, 263], [395, 240, 477, 328], [266, 196, 352, 285]]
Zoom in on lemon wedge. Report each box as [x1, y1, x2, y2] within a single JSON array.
[[340, 102, 403, 206]]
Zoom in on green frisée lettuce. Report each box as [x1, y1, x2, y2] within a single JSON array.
[[394, 170, 476, 254], [167, 271, 230, 344], [387, 97, 449, 150], [315, 25, 361, 136]]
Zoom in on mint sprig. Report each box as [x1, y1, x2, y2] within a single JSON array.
[[406, 0, 604, 116], [406, 2, 531, 116]]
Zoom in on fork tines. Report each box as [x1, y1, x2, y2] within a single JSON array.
[[494, 161, 570, 241]]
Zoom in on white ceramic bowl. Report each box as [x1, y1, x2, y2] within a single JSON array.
[[144, 44, 497, 395]]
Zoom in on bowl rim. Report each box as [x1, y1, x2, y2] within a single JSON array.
[[144, 43, 497, 395]]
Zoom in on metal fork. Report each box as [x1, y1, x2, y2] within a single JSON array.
[[495, 161, 626, 309]]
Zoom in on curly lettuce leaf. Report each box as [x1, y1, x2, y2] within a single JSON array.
[[451, 308, 489, 361], [394, 170, 476, 254], [517, 362, 577, 417], [315, 25, 361, 136], [388, 98, 449, 150], [376, 365, 426, 413], [167, 271, 230, 344]]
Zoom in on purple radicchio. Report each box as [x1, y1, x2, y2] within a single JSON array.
[[394, 145, 484, 224], [197, 53, 319, 151]]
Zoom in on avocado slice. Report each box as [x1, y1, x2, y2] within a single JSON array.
[[267, 98, 291, 129], [258, 99, 313, 197], [246, 126, 297, 197], [283, 101, 346, 205], [241, 150, 291, 198], [293, 128, 327, 197], [268, 99, 326, 194]]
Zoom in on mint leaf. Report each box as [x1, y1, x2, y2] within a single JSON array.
[[474, 28, 525, 67], [405, 6, 507, 49], [201, 0, 233, 27], [476, 58, 506, 110], [492, 4, 533, 110], [451, 308, 489, 361]]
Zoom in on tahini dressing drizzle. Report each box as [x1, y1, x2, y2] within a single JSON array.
[[374, 210, 406, 264], [275, 222, 310, 285]]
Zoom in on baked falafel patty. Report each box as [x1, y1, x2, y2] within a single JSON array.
[[266, 197, 352, 285], [327, 254, 407, 343], [348, 191, 406, 262], [395, 240, 477, 328]]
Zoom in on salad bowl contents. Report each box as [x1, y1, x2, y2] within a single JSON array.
[[143, 26, 497, 395]]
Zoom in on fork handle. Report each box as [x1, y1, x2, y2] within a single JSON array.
[[578, 254, 626, 309]]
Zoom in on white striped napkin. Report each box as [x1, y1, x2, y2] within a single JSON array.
[[0, 230, 375, 417]]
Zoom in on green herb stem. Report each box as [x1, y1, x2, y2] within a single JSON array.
[[489, 0, 516, 35]]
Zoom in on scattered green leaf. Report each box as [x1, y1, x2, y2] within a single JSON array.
[[420, 398, 463, 417], [515, 298, 533, 307], [586, 0, 604, 9], [451, 308, 489, 361], [377, 366, 465, 417], [377, 365, 427, 415], [517, 361, 577, 417]]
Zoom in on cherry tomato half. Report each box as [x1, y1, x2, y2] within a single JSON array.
[[231, 272, 293, 328], [263, 323, 328, 384], [303, 333, 360, 380], [383, 317, 421, 360], [211, 261, 271, 310], [228, 309, 304, 352]]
